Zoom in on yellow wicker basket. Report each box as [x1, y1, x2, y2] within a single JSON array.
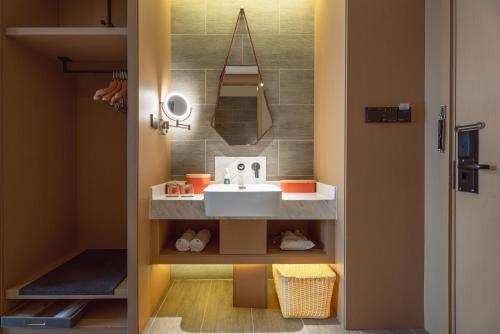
[[272, 264, 336, 319]]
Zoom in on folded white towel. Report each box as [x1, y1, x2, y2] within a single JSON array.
[[293, 229, 310, 241], [190, 229, 211, 252], [175, 229, 196, 252], [280, 230, 315, 251]]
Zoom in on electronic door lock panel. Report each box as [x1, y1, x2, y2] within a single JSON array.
[[456, 122, 492, 194]]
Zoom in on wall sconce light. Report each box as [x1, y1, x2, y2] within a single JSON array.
[[150, 92, 192, 135]]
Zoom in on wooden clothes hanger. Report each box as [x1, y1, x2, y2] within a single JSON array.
[[93, 71, 128, 112], [94, 72, 119, 100], [110, 80, 127, 105], [102, 73, 123, 101]]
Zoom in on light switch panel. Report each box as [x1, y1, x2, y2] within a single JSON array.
[[365, 105, 412, 123]]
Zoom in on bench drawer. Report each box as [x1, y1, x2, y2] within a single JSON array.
[[1, 300, 90, 329]]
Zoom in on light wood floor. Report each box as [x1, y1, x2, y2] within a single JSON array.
[[144, 279, 425, 334]]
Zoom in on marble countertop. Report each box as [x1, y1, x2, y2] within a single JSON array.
[[149, 182, 337, 220], [152, 191, 333, 202]]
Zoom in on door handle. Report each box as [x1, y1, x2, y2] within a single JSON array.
[[459, 164, 491, 170]]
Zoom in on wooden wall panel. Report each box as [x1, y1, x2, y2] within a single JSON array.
[[127, 0, 139, 332], [59, 0, 127, 27], [76, 75, 127, 250], [1, 27, 78, 312], [2, 0, 58, 26], [135, 0, 172, 332], [345, 0, 425, 329], [314, 0, 346, 325]]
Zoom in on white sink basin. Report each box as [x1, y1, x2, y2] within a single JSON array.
[[203, 184, 282, 217]]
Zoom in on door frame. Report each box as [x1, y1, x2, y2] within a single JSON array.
[[443, 0, 461, 333], [450, 1, 457, 333]]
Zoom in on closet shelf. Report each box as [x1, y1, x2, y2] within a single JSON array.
[[5, 250, 128, 300], [5, 27, 127, 62], [6, 279, 127, 300]]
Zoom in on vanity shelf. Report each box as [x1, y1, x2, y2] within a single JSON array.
[[152, 219, 334, 265], [158, 246, 329, 265]]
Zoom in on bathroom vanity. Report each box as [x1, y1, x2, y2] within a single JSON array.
[[149, 181, 336, 265]]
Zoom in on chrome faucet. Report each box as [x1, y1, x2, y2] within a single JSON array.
[[237, 163, 246, 189], [252, 162, 261, 179]]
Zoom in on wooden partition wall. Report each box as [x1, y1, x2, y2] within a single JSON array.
[[345, 0, 424, 329], [135, 0, 172, 332], [315, 0, 425, 329], [314, 0, 347, 325]]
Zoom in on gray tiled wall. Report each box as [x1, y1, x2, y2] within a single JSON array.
[[170, 0, 314, 180]]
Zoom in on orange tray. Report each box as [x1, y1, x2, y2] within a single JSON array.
[[280, 180, 316, 193]]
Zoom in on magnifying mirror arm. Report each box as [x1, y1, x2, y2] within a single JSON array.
[[149, 111, 191, 136], [174, 120, 191, 130], [158, 118, 191, 136]]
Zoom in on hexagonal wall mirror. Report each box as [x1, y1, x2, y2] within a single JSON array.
[[211, 8, 272, 146]]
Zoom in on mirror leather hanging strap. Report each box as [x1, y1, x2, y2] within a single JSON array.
[[223, 8, 261, 73], [212, 8, 273, 145]]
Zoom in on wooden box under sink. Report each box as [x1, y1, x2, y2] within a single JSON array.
[[219, 220, 267, 255]]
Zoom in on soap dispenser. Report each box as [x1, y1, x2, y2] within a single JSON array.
[[224, 168, 231, 184]]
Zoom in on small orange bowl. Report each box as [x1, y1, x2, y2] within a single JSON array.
[[280, 180, 316, 193], [185, 174, 211, 194]]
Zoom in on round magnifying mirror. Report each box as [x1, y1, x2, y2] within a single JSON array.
[[164, 93, 191, 121]]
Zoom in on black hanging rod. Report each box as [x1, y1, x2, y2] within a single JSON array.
[[101, 0, 114, 27], [57, 56, 126, 74]]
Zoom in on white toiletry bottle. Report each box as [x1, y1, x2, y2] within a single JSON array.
[[224, 168, 231, 184]]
